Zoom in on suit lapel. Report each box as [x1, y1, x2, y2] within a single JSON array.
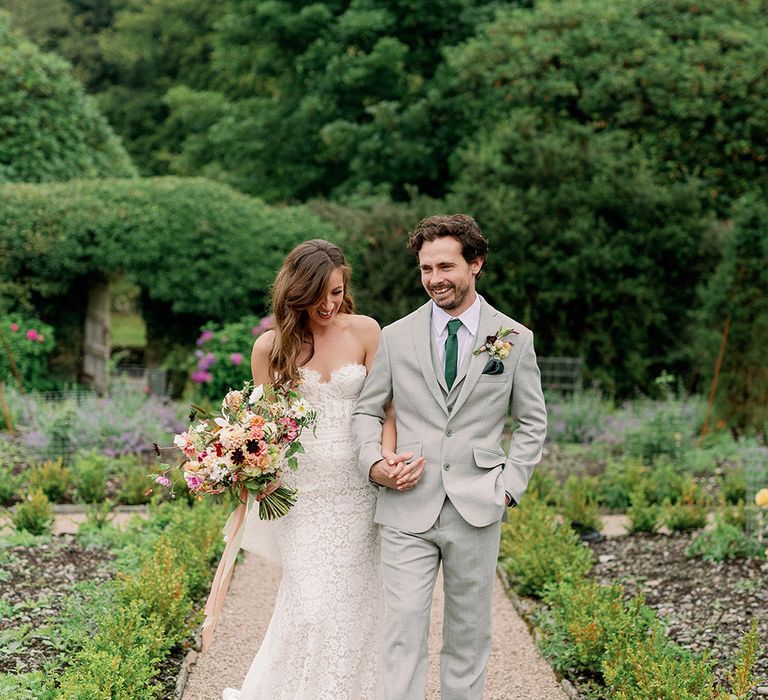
[[450, 301, 500, 417], [413, 302, 449, 415]]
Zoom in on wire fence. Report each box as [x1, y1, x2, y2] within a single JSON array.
[[538, 356, 583, 394], [743, 446, 768, 536]]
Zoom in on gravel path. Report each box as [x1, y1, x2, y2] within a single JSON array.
[[182, 552, 568, 700]]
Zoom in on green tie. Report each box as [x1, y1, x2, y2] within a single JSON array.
[[444, 319, 462, 389]]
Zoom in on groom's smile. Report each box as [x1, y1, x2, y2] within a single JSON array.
[[418, 236, 483, 316]]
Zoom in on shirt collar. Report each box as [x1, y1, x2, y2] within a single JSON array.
[[431, 293, 482, 337]]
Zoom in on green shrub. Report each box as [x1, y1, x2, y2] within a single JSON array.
[[499, 496, 593, 597], [727, 620, 762, 700], [538, 579, 654, 675], [0, 316, 57, 392], [71, 451, 111, 504], [57, 602, 168, 700], [28, 457, 71, 503], [527, 467, 558, 507], [721, 467, 747, 506], [644, 459, 685, 506], [598, 459, 649, 511], [0, 15, 136, 186], [11, 489, 53, 535], [603, 628, 716, 700], [0, 671, 56, 700], [545, 390, 615, 444], [0, 463, 20, 505], [117, 536, 191, 646], [686, 516, 764, 562], [625, 487, 660, 534], [663, 476, 709, 532], [559, 475, 602, 532], [115, 456, 153, 505]]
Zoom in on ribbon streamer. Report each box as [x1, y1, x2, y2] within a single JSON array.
[[201, 487, 249, 652]]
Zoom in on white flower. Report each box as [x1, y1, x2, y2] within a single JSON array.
[[195, 421, 208, 433], [249, 384, 264, 403], [291, 400, 309, 418], [214, 417, 230, 428], [173, 434, 187, 448]]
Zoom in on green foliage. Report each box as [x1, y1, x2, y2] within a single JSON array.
[[0, 316, 56, 392], [446, 0, 768, 215], [95, 0, 224, 175], [0, 671, 56, 700], [538, 579, 653, 675], [727, 619, 763, 700], [165, 0, 501, 200], [0, 178, 342, 353], [27, 457, 71, 503], [189, 315, 270, 404], [115, 456, 153, 506], [625, 488, 660, 535], [687, 515, 764, 562], [721, 467, 747, 506], [70, 451, 110, 504], [623, 399, 701, 464], [559, 475, 601, 532], [602, 628, 716, 700], [499, 496, 593, 597], [11, 489, 53, 535], [598, 459, 648, 511], [695, 194, 768, 437], [663, 476, 710, 532], [0, 463, 21, 505], [0, 13, 136, 184], [56, 602, 168, 700]]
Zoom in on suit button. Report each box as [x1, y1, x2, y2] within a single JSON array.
[[443, 463, 451, 471], [445, 429, 453, 437]]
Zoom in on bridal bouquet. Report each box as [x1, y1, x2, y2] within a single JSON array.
[[153, 381, 316, 520]]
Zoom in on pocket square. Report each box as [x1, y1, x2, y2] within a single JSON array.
[[482, 358, 504, 375]]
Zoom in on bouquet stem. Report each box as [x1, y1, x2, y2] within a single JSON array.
[[258, 485, 298, 520]]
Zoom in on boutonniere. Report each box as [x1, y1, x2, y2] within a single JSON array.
[[473, 326, 519, 360]]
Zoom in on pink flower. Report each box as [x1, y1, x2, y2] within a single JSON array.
[[9, 323, 19, 332], [196, 330, 215, 346], [26, 329, 39, 341], [185, 473, 205, 491], [155, 475, 171, 487], [191, 370, 213, 384], [230, 352, 243, 366]]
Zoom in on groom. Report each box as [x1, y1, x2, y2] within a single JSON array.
[[352, 214, 547, 699]]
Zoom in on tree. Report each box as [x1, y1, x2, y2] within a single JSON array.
[[168, 0, 504, 201], [0, 12, 136, 183], [694, 195, 768, 437], [448, 118, 715, 396], [443, 0, 768, 216]]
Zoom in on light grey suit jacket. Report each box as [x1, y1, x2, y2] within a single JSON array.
[[352, 298, 547, 533]]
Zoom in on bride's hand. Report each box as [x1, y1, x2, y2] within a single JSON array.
[[382, 450, 425, 492], [256, 475, 281, 501]]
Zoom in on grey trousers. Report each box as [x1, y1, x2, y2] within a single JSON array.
[[379, 497, 502, 700]]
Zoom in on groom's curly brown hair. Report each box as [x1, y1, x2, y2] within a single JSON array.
[[407, 214, 488, 279]]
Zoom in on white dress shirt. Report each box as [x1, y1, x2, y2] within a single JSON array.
[[431, 293, 482, 370]]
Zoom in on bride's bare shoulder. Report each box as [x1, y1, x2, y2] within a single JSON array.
[[346, 314, 380, 336], [252, 329, 275, 357]]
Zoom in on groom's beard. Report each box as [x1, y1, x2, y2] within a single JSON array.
[[428, 281, 471, 311]]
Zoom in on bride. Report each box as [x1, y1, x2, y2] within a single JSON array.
[[223, 239, 424, 699]]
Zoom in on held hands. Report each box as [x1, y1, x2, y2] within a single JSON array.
[[370, 450, 426, 492]]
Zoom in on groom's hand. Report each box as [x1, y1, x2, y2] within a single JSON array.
[[370, 452, 425, 491]]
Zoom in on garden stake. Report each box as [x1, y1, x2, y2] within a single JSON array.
[[699, 315, 730, 444]]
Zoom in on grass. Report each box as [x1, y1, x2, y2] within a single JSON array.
[[110, 313, 146, 348]]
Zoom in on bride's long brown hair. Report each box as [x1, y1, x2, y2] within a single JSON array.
[[269, 240, 355, 386]]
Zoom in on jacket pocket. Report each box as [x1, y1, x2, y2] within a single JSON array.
[[472, 446, 506, 469], [395, 442, 423, 461]]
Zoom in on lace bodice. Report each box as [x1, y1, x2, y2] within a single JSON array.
[[298, 363, 367, 434]]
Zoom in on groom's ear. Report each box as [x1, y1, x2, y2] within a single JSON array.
[[471, 256, 485, 277]]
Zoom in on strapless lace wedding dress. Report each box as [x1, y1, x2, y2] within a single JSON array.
[[224, 363, 382, 700]]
